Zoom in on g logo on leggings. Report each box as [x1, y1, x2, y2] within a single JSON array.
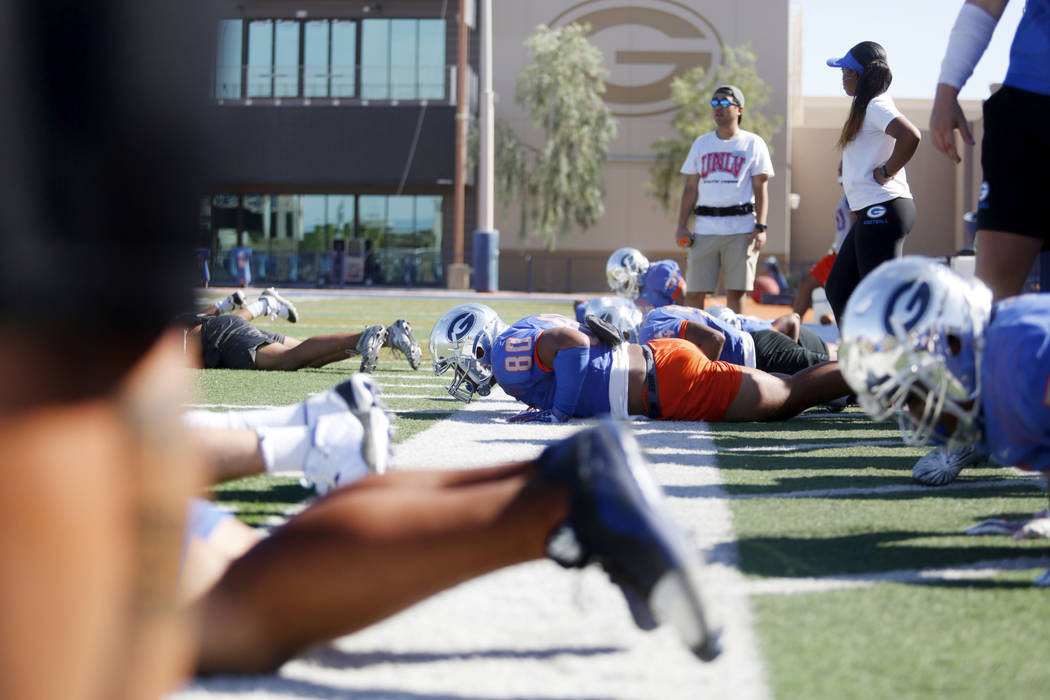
[[866, 205, 887, 218]]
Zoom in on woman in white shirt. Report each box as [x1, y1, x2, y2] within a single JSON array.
[[824, 41, 921, 322]]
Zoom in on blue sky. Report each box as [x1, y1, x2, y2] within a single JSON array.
[[792, 0, 1025, 99]]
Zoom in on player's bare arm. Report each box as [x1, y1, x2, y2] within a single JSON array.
[[675, 173, 700, 246], [930, 0, 1009, 162], [874, 117, 921, 184], [750, 174, 769, 251], [535, 327, 592, 369]]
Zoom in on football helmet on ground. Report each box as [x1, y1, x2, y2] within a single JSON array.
[[838, 256, 992, 449], [582, 296, 643, 343], [429, 303, 508, 402], [705, 305, 742, 331], [606, 248, 650, 299]]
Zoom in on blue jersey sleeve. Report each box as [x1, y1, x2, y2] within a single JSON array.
[[638, 308, 687, 344], [980, 295, 1050, 470], [639, 305, 748, 365], [637, 260, 685, 309]]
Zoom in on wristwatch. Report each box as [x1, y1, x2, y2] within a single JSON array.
[[754, 223, 768, 232]]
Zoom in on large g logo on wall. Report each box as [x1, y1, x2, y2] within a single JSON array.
[[550, 0, 724, 117]]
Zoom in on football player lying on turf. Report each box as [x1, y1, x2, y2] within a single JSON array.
[[605, 247, 686, 312], [183, 416, 720, 671], [429, 303, 849, 423], [575, 297, 834, 375], [639, 305, 835, 375], [839, 255, 1047, 494], [604, 247, 803, 340], [184, 288, 422, 373]]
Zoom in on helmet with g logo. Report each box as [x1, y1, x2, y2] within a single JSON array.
[[429, 303, 508, 402], [839, 256, 992, 448]]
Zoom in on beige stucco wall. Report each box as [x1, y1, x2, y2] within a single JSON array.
[[492, 0, 792, 290]]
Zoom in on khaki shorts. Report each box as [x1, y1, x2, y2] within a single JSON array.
[[686, 232, 758, 292]]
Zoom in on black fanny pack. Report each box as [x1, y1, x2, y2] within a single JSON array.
[[694, 202, 754, 217]]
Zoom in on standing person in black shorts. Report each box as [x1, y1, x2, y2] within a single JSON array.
[[929, 0, 1050, 303], [823, 41, 922, 322]]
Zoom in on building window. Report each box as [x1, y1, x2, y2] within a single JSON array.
[[418, 20, 446, 99], [206, 194, 443, 286], [217, 17, 444, 102], [274, 20, 300, 97], [215, 19, 242, 99], [247, 20, 274, 97], [331, 20, 357, 97], [362, 19, 446, 100]]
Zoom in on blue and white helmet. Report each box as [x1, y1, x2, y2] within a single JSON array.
[[705, 305, 742, 331], [583, 296, 643, 344], [606, 247, 650, 299], [839, 256, 992, 449], [429, 303, 508, 402]]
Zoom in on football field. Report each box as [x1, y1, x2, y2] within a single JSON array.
[[175, 289, 1050, 700]]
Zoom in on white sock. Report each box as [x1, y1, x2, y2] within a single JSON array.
[[256, 426, 312, 474], [183, 403, 308, 431], [245, 299, 266, 319]]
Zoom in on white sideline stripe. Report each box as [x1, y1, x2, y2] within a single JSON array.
[[729, 476, 1044, 501], [720, 439, 903, 452], [642, 439, 901, 458], [745, 556, 1050, 595], [187, 396, 453, 410]]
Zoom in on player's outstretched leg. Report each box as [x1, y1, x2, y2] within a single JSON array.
[[387, 319, 423, 370], [538, 419, 720, 661], [300, 375, 393, 494], [912, 445, 991, 486]]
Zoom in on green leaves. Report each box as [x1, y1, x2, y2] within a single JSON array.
[[647, 44, 785, 210], [495, 24, 618, 250]]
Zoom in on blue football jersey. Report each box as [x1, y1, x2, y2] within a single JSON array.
[[638, 305, 749, 365], [980, 294, 1050, 470], [491, 314, 616, 417], [637, 260, 686, 309]]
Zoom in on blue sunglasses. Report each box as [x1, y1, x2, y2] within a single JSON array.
[[710, 98, 739, 108]]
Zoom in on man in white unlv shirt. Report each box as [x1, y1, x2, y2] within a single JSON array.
[[675, 85, 774, 314]]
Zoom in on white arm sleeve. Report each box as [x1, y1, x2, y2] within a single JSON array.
[[937, 2, 998, 90]]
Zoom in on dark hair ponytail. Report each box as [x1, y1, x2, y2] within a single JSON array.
[[837, 59, 892, 147]]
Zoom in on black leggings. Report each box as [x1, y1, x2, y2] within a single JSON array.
[[825, 197, 916, 322]]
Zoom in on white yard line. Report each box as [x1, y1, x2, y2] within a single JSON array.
[[744, 556, 1050, 595], [727, 477, 1044, 501]]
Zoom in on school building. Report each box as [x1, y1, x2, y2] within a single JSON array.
[[205, 0, 987, 290]]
